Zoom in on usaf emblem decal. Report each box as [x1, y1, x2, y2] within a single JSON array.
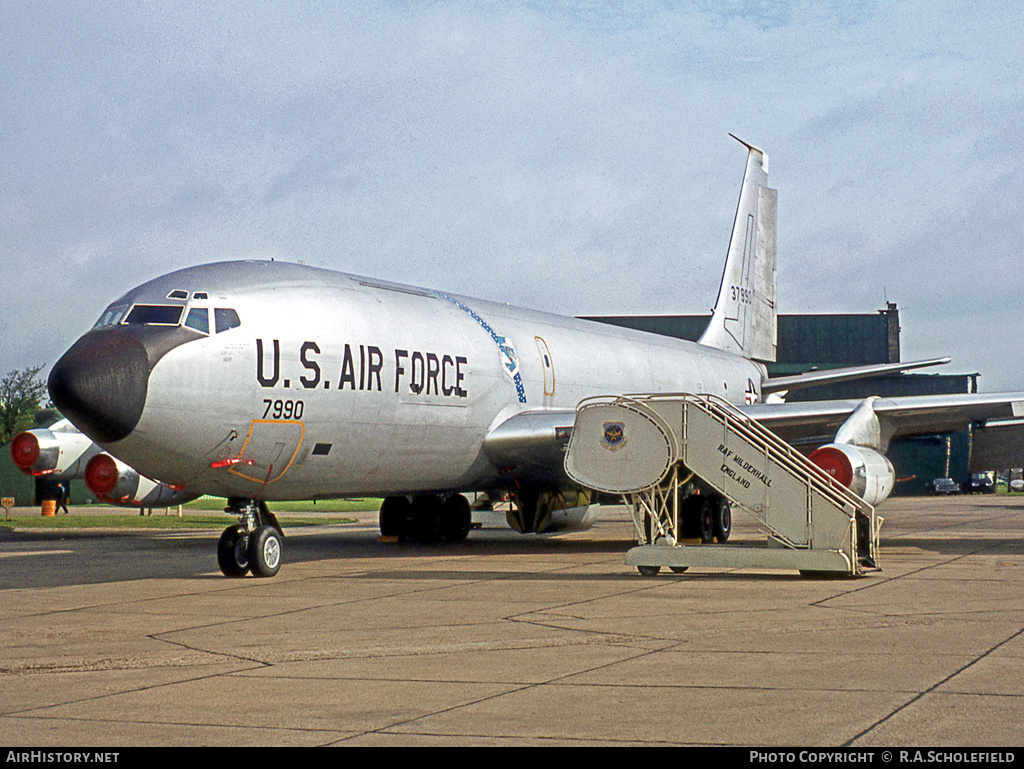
[[602, 422, 626, 450], [495, 336, 520, 380], [438, 294, 527, 403]]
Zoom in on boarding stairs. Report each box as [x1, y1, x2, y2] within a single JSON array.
[[563, 394, 880, 576]]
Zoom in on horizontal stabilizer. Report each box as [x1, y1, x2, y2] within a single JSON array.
[[762, 357, 951, 395]]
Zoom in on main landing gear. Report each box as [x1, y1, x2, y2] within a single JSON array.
[[378, 494, 472, 542], [217, 499, 284, 578], [673, 493, 731, 545]]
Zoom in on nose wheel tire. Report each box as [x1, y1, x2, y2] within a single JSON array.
[[217, 525, 250, 577], [248, 524, 283, 578]]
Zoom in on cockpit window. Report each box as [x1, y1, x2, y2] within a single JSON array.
[[167, 290, 189, 300], [215, 308, 241, 333], [123, 304, 184, 326], [95, 304, 129, 327], [184, 307, 210, 334], [94, 300, 239, 334]]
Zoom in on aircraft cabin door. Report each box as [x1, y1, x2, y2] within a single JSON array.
[[535, 336, 555, 397]]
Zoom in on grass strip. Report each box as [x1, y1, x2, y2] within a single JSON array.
[[1, 514, 361, 530]]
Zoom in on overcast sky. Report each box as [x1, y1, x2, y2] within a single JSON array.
[[2, 1, 1022, 392]]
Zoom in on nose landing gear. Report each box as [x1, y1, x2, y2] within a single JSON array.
[[217, 499, 284, 578]]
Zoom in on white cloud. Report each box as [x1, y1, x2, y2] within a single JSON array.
[[2, 1, 1022, 389]]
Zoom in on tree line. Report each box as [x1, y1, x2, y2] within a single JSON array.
[[1, 366, 48, 444]]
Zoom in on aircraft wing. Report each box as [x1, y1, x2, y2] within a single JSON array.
[[483, 392, 1024, 478], [743, 392, 1024, 450], [482, 408, 577, 483]]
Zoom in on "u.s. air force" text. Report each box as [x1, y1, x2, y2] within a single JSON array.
[[256, 339, 468, 398]]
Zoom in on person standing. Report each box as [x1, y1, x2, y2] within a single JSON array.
[[55, 482, 70, 515]]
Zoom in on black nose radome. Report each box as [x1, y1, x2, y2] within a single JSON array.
[[49, 327, 150, 444]]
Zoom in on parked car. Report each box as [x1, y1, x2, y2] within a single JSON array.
[[965, 471, 996, 494], [931, 477, 961, 495], [1010, 469, 1024, 493]]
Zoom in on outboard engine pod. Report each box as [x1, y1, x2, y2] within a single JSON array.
[[810, 443, 895, 507], [85, 453, 141, 502], [10, 430, 52, 473]]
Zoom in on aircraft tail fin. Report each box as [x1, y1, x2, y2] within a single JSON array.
[[697, 136, 778, 362]]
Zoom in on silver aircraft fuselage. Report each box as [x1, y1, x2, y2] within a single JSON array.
[[52, 260, 766, 501]]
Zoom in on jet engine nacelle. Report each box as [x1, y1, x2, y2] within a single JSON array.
[[809, 443, 895, 507], [84, 453, 197, 508], [508, 488, 600, 533], [10, 423, 101, 478]]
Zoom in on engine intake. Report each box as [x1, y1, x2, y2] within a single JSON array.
[[85, 453, 140, 502], [809, 443, 895, 507], [83, 452, 195, 507], [10, 431, 53, 473]]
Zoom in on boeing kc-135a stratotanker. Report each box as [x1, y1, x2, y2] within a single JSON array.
[[47, 137, 1024, 577]]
